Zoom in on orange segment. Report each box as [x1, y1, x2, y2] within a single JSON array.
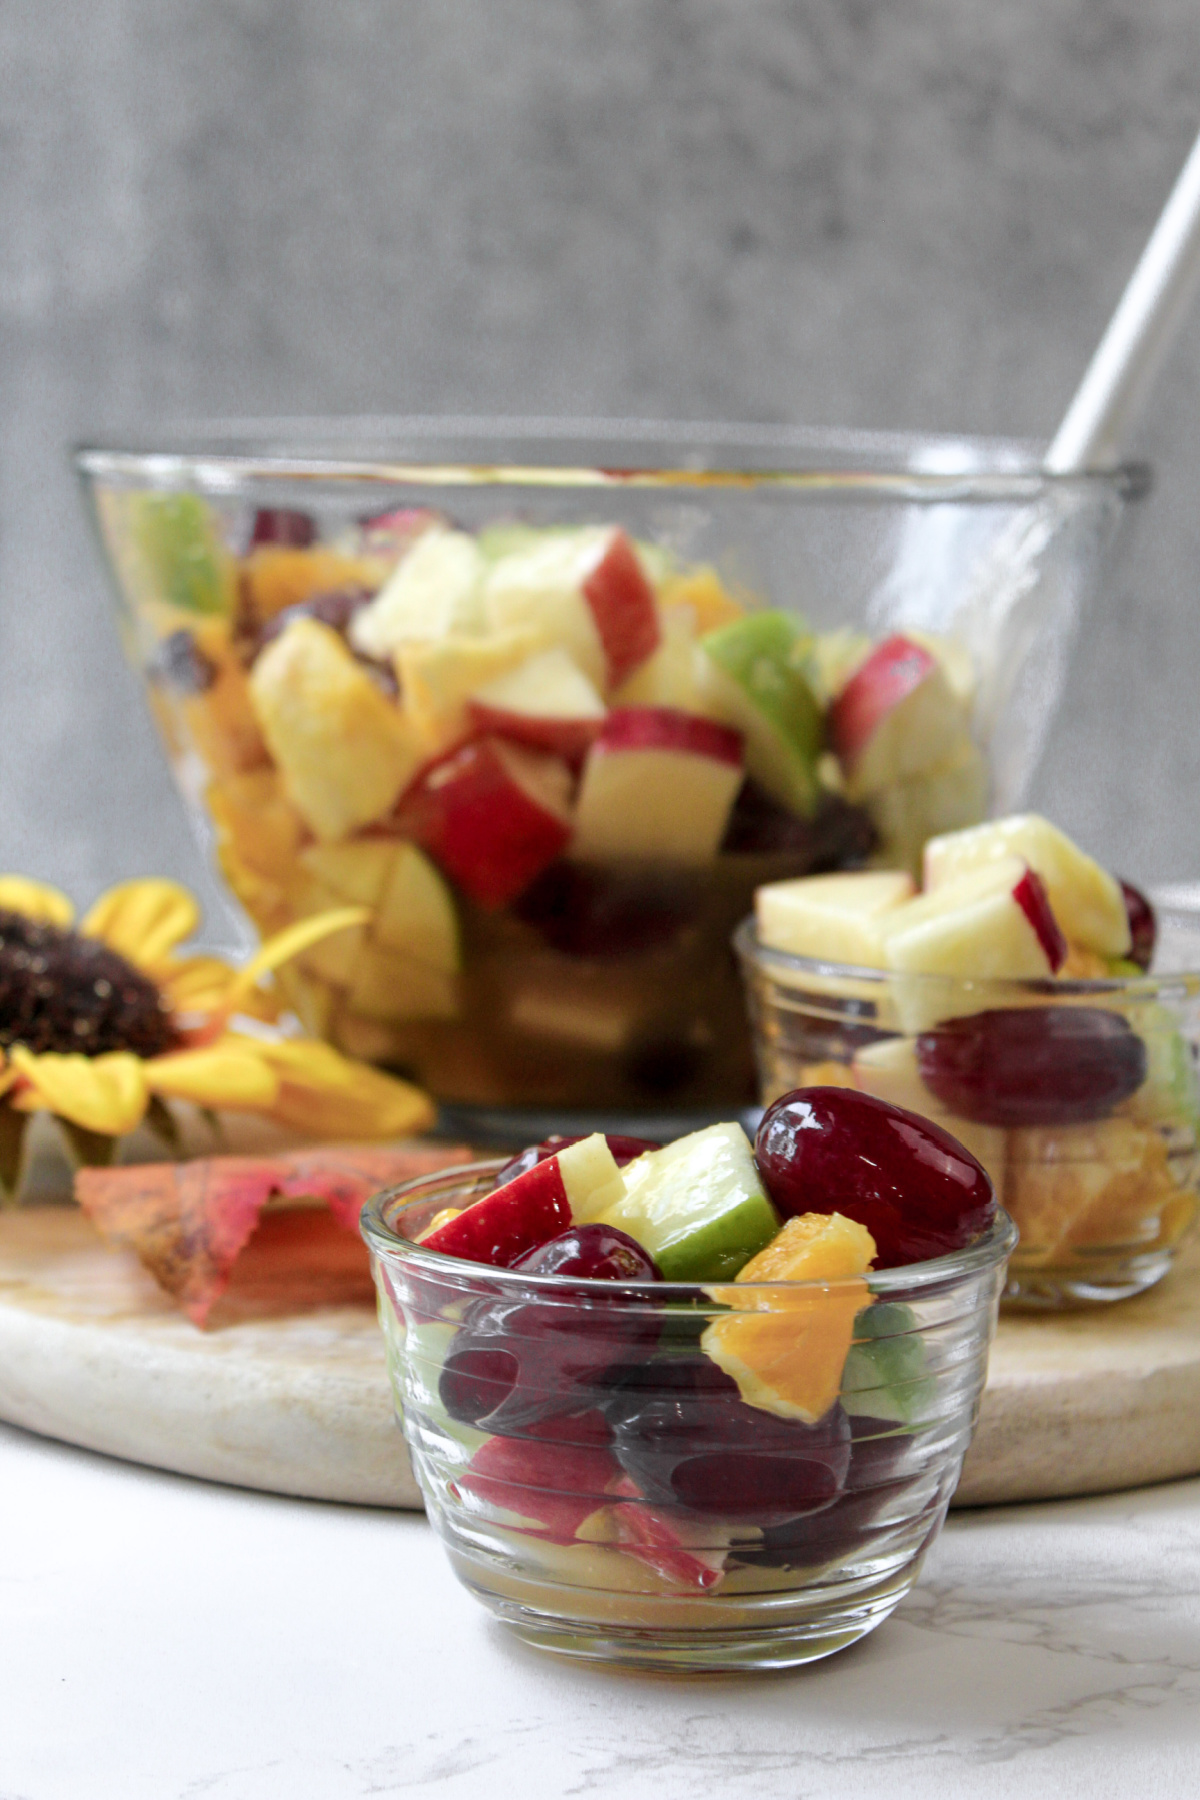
[[702, 1213, 875, 1424]]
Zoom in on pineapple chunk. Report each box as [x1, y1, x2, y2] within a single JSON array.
[[374, 843, 460, 973], [347, 942, 459, 1022], [299, 840, 398, 909], [249, 618, 421, 841], [1006, 1117, 1182, 1262], [655, 566, 745, 633], [207, 768, 305, 883], [349, 528, 486, 660], [397, 628, 542, 754]]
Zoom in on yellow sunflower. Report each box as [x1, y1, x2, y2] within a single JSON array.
[[0, 874, 435, 1199]]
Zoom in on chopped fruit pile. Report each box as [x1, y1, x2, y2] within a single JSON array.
[[406, 1091, 997, 1596], [111, 488, 989, 1110], [755, 813, 1198, 1267]]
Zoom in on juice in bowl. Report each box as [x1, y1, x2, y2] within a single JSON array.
[[76, 421, 1137, 1131], [362, 1101, 1016, 1669], [738, 815, 1200, 1307]]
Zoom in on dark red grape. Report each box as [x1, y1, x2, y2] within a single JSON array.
[[439, 1233, 662, 1432], [1120, 880, 1157, 972], [722, 784, 876, 865], [250, 507, 316, 548], [916, 1006, 1147, 1127], [493, 1134, 660, 1189], [513, 1224, 661, 1282], [147, 629, 217, 695], [253, 585, 375, 654], [755, 1087, 995, 1269], [514, 861, 699, 957], [604, 1353, 851, 1525], [744, 1415, 915, 1568]]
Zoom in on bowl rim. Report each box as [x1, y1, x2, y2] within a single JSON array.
[[732, 911, 1200, 999], [360, 1155, 1018, 1295], [72, 414, 1150, 503]]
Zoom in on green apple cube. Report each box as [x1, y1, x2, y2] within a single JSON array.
[[597, 1121, 780, 1282], [698, 612, 824, 817], [840, 1302, 933, 1426], [132, 492, 234, 617]]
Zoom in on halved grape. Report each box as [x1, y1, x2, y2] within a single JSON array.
[[916, 1006, 1147, 1127], [604, 1354, 851, 1525]]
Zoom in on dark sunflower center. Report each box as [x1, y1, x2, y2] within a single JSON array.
[[0, 909, 179, 1059]]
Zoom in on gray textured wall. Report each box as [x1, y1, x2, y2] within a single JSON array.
[[3, 0, 1200, 936]]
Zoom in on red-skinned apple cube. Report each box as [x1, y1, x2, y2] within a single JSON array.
[[459, 1413, 621, 1543], [572, 706, 744, 865], [830, 635, 970, 800], [400, 735, 573, 908], [468, 647, 606, 760], [582, 530, 662, 688], [609, 1476, 735, 1590], [420, 1156, 572, 1266]]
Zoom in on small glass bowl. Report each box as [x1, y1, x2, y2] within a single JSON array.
[[736, 890, 1200, 1309], [362, 1160, 1016, 1672]]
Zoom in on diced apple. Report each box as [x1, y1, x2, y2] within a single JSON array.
[[422, 1159, 573, 1266], [850, 1037, 1006, 1190], [483, 527, 660, 691], [374, 842, 460, 973], [697, 612, 824, 817], [572, 707, 743, 866], [299, 840, 399, 908], [611, 603, 712, 714], [468, 646, 606, 759], [346, 941, 459, 1022], [598, 1122, 779, 1281], [249, 617, 422, 841], [396, 627, 544, 754], [348, 527, 486, 659], [399, 735, 574, 908], [459, 1421, 621, 1545], [557, 1132, 627, 1220], [610, 1480, 735, 1591], [882, 856, 1067, 980], [755, 870, 916, 968], [829, 634, 971, 802], [867, 741, 989, 877], [807, 628, 873, 707], [922, 814, 1131, 958]]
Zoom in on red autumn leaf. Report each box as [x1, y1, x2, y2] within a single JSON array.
[[75, 1143, 469, 1328]]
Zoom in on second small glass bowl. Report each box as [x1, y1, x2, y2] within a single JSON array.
[[363, 1161, 1015, 1672], [736, 891, 1200, 1309]]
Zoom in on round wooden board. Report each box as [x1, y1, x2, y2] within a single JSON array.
[[4, 1207, 1200, 1510]]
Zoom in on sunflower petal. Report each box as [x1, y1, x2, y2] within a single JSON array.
[[253, 1038, 435, 1140], [81, 879, 200, 968], [224, 908, 370, 1009], [9, 1047, 148, 1136], [0, 877, 74, 928], [145, 1043, 280, 1110], [157, 954, 281, 1024]]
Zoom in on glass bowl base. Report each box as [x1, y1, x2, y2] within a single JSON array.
[[448, 1546, 927, 1672], [1003, 1246, 1178, 1310]]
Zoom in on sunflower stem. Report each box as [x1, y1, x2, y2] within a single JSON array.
[[0, 1102, 30, 1206], [145, 1095, 183, 1156]]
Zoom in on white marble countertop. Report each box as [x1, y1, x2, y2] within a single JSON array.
[[5, 1419, 1200, 1800]]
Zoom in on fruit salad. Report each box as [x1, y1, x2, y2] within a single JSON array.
[[366, 1093, 1009, 1642], [747, 814, 1200, 1301], [102, 491, 989, 1111]]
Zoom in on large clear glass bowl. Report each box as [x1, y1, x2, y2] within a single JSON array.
[[75, 420, 1140, 1135], [736, 887, 1200, 1308], [362, 1159, 1016, 1671]]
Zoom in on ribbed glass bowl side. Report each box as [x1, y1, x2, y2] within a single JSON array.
[[363, 1166, 1016, 1670]]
